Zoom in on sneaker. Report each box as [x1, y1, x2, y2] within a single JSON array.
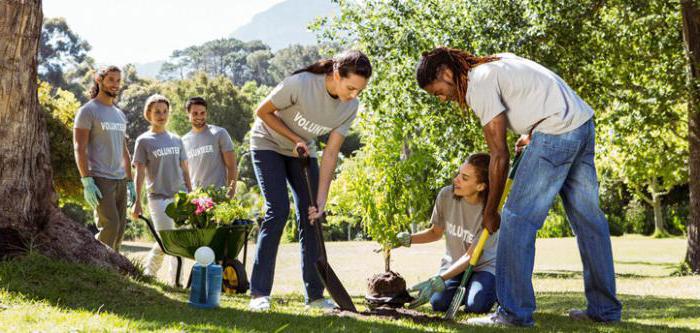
[[305, 298, 337, 310], [568, 309, 619, 324], [568, 309, 592, 321], [249, 296, 271, 311], [467, 312, 530, 327]]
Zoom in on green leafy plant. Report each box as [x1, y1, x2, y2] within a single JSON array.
[[165, 186, 238, 229], [213, 201, 249, 225]]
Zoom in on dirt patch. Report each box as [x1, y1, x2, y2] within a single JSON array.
[[332, 306, 445, 324]]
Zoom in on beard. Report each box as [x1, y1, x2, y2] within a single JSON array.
[[192, 121, 206, 129], [103, 89, 118, 98]]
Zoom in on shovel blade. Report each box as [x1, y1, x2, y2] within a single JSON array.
[[445, 286, 466, 320], [315, 260, 357, 312]]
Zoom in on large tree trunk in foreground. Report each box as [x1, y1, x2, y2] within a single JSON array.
[[0, 0, 135, 275], [682, 0, 700, 273]]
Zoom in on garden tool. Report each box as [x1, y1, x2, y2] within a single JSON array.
[[298, 147, 357, 312]]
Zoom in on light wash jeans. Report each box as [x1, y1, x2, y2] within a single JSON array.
[[496, 119, 622, 325]]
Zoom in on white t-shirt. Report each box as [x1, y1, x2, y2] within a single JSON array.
[[466, 53, 593, 135]]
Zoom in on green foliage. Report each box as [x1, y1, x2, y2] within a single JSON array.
[[625, 198, 652, 235], [165, 186, 228, 228], [39, 17, 92, 101], [39, 81, 83, 204], [268, 44, 322, 83], [165, 73, 253, 142], [318, 0, 690, 241], [213, 201, 249, 224], [537, 198, 574, 238], [117, 79, 166, 152], [159, 38, 274, 86]]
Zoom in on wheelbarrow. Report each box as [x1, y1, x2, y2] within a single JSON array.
[[137, 215, 253, 294]]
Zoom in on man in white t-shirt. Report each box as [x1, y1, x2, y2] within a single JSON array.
[[415, 47, 621, 327]]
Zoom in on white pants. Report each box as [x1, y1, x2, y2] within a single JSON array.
[[144, 198, 181, 285]]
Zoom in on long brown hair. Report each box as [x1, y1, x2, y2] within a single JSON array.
[[416, 47, 499, 109], [466, 152, 491, 203], [292, 49, 372, 79], [89, 65, 121, 99]]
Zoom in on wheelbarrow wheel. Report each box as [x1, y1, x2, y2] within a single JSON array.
[[222, 257, 248, 294]]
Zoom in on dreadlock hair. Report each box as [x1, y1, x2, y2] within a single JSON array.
[[292, 49, 372, 79], [89, 65, 121, 99], [416, 47, 499, 109]]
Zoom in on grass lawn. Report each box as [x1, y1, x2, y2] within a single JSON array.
[[1, 235, 698, 332]]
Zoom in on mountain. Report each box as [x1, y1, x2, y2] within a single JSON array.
[[230, 0, 339, 51], [134, 60, 165, 79]]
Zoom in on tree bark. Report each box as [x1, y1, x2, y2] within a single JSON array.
[[651, 193, 667, 236], [0, 0, 135, 275], [682, 0, 700, 273]]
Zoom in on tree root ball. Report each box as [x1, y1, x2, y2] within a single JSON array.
[[367, 270, 408, 298]]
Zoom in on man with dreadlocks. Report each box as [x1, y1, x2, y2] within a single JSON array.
[[416, 47, 621, 327], [73, 66, 135, 251]]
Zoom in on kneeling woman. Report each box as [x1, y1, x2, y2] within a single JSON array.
[[248, 50, 372, 311], [397, 153, 497, 314], [131, 94, 192, 284]]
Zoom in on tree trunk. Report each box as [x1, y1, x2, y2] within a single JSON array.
[[0, 0, 135, 275], [383, 247, 391, 272], [651, 193, 667, 237], [682, 0, 700, 273]]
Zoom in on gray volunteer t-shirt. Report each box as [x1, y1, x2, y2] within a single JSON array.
[[466, 53, 593, 135], [182, 124, 234, 189], [250, 72, 359, 157], [431, 186, 498, 275], [133, 131, 187, 200], [73, 99, 128, 179]]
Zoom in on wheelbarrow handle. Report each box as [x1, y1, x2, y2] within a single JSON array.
[[138, 215, 167, 254]]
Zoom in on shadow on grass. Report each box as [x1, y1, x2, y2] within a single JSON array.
[[1, 255, 698, 332], [534, 270, 659, 279]]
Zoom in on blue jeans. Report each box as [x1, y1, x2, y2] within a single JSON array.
[[430, 271, 496, 314], [249, 150, 324, 302], [496, 119, 622, 325]]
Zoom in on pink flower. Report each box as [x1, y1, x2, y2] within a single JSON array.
[[192, 197, 215, 215]]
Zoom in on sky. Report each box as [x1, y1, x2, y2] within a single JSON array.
[[43, 0, 286, 66]]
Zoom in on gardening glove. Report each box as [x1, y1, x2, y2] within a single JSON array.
[[81, 177, 102, 209], [396, 231, 411, 248], [407, 275, 445, 308], [127, 180, 136, 208]]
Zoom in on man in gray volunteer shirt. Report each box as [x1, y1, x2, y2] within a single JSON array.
[[181, 97, 238, 197], [73, 66, 136, 251], [416, 48, 621, 327]]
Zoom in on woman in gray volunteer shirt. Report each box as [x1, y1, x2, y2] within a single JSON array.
[[248, 50, 372, 311], [395, 153, 497, 314], [131, 94, 192, 284]]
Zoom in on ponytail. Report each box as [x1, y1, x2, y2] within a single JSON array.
[[293, 50, 372, 79]]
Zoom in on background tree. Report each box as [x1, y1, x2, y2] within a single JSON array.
[[317, 0, 692, 244], [159, 38, 274, 86], [39, 16, 92, 102], [681, 0, 700, 273], [39, 81, 82, 203], [165, 73, 254, 142], [0, 0, 135, 274], [268, 44, 322, 83]]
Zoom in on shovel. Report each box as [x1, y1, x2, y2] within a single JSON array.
[[445, 152, 523, 320], [297, 147, 357, 312]]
